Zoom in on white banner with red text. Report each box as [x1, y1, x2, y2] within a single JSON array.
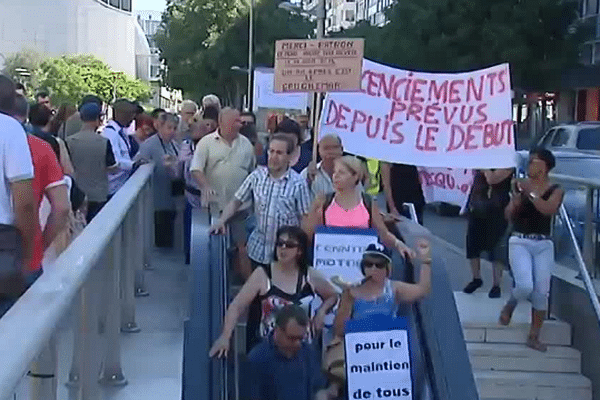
[[417, 167, 475, 213], [319, 59, 517, 169]]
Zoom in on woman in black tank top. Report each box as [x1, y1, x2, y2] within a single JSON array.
[[500, 149, 564, 352], [209, 226, 338, 358]]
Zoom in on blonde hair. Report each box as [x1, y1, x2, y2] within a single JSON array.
[[335, 155, 366, 185]]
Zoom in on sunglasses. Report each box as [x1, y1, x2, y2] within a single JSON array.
[[361, 260, 387, 269], [276, 240, 299, 249]]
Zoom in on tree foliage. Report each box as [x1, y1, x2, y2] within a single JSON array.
[[157, 0, 314, 101], [2, 51, 151, 104], [339, 0, 589, 90]]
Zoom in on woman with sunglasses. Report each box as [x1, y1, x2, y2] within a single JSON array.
[[333, 241, 432, 337], [209, 226, 338, 358]]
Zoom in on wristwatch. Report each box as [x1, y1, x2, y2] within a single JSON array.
[[528, 192, 538, 200]]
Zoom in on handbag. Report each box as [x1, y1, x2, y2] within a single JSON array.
[[0, 224, 26, 297]]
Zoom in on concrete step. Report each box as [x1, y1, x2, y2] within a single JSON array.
[[463, 319, 571, 346], [468, 342, 581, 373], [475, 370, 592, 400]]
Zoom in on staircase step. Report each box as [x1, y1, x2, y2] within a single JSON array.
[[468, 343, 581, 373], [475, 371, 592, 400], [463, 320, 571, 346]]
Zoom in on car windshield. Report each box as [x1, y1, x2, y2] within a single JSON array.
[[577, 128, 600, 150]]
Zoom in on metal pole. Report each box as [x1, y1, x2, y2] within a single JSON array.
[[135, 195, 149, 297], [28, 335, 58, 400], [144, 182, 154, 271], [247, 0, 255, 111], [98, 233, 127, 386], [583, 187, 594, 275], [121, 207, 140, 333]]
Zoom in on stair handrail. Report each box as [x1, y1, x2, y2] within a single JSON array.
[[559, 204, 600, 330]]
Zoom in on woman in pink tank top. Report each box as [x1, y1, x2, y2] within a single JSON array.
[[303, 156, 415, 259]]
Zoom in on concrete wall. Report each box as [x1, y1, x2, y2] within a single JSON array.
[[550, 276, 600, 400], [0, 0, 140, 77]]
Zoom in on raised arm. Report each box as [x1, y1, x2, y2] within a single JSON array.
[[394, 239, 432, 303], [302, 194, 326, 242]]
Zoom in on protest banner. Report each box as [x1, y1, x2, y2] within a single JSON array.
[[319, 59, 517, 169], [273, 38, 364, 93], [313, 226, 378, 289], [253, 67, 309, 111], [345, 315, 413, 400], [417, 167, 475, 213]]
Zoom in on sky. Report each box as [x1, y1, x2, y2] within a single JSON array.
[[135, 0, 167, 11]]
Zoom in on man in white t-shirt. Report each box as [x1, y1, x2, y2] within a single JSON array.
[[0, 75, 36, 316]]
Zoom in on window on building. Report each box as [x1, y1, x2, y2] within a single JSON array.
[[586, 0, 599, 16], [345, 10, 355, 21], [581, 42, 593, 64], [121, 0, 132, 11], [594, 42, 600, 64], [109, 0, 120, 8]]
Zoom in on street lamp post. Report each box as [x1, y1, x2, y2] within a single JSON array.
[[248, 0, 255, 111]]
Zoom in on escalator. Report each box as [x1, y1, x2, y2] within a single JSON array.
[[182, 208, 480, 400]]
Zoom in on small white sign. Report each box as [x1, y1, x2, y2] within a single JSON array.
[[345, 329, 413, 399], [313, 228, 378, 288]]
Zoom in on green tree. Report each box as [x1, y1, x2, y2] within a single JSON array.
[[37, 55, 151, 104], [157, 0, 314, 101], [1, 48, 44, 92], [344, 0, 589, 91]]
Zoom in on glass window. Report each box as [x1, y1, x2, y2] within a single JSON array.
[[121, 0, 132, 11], [540, 129, 556, 147], [110, 0, 120, 8], [550, 128, 570, 147], [345, 10, 355, 21], [577, 127, 600, 150], [581, 43, 593, 65], [586, 0, 599, 15]]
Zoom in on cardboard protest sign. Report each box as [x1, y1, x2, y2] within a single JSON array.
[[319, 59, 517, 169], [345, 315, 413, 400], [274, 38, 364, 93], [418, 167, 475, 213], [313, 226, 378, 289], [253, 67, 309, 111]]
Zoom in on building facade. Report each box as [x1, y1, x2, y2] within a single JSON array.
[[0, 0, 150, 82]]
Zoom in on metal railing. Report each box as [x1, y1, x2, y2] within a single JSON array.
[[550, 173, 600, 277], [556, 204, 600, 331], [395, 213, 479, 400], [0, 164, 154, 399], [182, 208, 230, 400]]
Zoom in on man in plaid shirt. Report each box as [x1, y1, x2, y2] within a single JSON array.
[[211, 134, 311, 267]]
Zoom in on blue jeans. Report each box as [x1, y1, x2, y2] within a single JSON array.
[[0, 268, 43, 318]]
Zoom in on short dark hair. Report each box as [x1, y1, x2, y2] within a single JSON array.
[[36, 91, 50, 99], [272, 226, 309, 274], [241, 111, 256, 123], [12, 94, 30, 119], [270, 133, 295, 154], [0, 75, 16, 113], [275, 117, 302, 144], [151, 108, 166, 119], [79, 94, 102, 108], [530, 147, 556, 171], [275, 304, 309, 329], [29, 103, 53, 127], [202, 105, 219, 122]]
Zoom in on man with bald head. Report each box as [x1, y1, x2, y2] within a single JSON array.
[[102, 99, 143, 196], [190, 107, 256, 279], [301, 134, 344, 199]]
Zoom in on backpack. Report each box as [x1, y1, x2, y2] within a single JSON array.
[[322, 192, 373, 228]]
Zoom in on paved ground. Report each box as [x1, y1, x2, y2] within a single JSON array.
[[13, 249, 187, 400]]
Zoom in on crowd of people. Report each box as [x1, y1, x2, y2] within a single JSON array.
[[0, 71, 565, 399]]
